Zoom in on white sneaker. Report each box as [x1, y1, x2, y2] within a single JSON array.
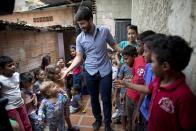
[[112, 109, 120, 119]]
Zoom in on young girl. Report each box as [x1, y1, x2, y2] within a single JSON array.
[[69, 45, 82, 89], [0, 56, 32, 131], [38, 81, 69, 131], [57, 57, 67, 71], [45, 65, 74, 130], [33, 68, 45, 106], [20, 72, 41, 131], [41, 55, 51, 70]]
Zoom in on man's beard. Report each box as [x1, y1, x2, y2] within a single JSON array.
[[82, 24, 91, 33]]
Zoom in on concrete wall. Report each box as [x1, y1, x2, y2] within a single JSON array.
[[131, 0, 196, 94], [0, 7, 74, 27], [0, 31, 58, 72], [96, 0, 132, 35]]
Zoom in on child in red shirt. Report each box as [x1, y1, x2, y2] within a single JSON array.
[[114, 34, 196, 131], [125, 45, 146, 131]]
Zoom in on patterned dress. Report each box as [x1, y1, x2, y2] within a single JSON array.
[[38, 93, 69, 131]]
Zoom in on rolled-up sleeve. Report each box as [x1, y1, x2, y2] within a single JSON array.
[[76, 35, 84, 54], [105, 28, 115, 46]]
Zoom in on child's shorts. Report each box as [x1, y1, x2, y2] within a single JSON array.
[[126, 96, 137, 120]]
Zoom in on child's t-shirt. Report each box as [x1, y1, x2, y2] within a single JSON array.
[[140, 63, 154, 120], [148, 73, 196, 131], [0, 72, 24, 110], [126, 55, 146, 102], [118, 64, 133, 96], [33, 80, 44, 103], [70, 94, 81, 108], [73, 65, 82, 75]]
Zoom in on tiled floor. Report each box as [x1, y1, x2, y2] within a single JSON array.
[[70, 95, 122, 131]]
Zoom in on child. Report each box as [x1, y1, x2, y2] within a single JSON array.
[[57, 58, 68, 92], [69, 45, 82, 89], [33, 68, 45, 106], [132, 31, 156, 130], [38, 81, 68, 131], [70, 85, 83, 114], [107, 48, 113, 63], [41, 55, 51, 70], [114, 34, 196, 131], [57, 57, 67, 71], [125, 39, 146, 131], [119, 25, 138, 65], [45, 65, 74, 130], [46, 65, 67, 92], [0, 56, 32, 131], [112, 59, 119, 81], [20, 72, 41, 131], [113, 45, 137, 130]]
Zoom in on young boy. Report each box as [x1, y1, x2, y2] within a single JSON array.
[[133, 30, 156, 130], [125, 38, 146, 131], [70, 85, 83, 114], [119, 25, 138, 65], [113, 45, 137, 130], [0, 56, 32, 131], [114, 34, 196, 131]]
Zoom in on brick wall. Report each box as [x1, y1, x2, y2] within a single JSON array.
[[0, 31, 58, 73]]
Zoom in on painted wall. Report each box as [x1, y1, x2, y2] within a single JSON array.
[[0, 7, 74, 27], [131, 0, 196, 94], [95, 0, 132, 36]]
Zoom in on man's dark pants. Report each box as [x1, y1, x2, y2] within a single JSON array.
[[85, 71, 112, 126]]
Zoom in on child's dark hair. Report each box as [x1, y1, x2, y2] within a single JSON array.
[[33, 67, 43, 81], [152, 35, 193, 72], [127, 25, 138, 34], [122, 45, 138, 57], [137, 30, 156, 42], [45, 64, 60, 80], [70, 45, 76, 50], [72, 85, 81, 93], [143, 33, 165, 50], [20, 72, 34, 88], [41, 55, 51, 70], [75, 6, 93, 21], [0, 56, 13, 69]]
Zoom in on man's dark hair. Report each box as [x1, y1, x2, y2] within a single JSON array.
[[75, 6, 93, 21], [138, 30, 156, 42], [152, 35, 193, 72], [0, 56, 13, 69], [122, 45, 138, 57], [127, 25, 138, 34], [20, 72, 34, 87]]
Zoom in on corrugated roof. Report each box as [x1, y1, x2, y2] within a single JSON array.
[[0, 20, 75, 32]]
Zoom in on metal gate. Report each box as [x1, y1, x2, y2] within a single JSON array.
[[115, 19, 131, 43]]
